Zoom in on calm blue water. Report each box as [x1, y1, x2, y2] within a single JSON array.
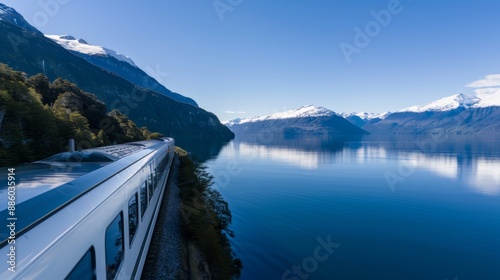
[[204, 136, 500, 280]]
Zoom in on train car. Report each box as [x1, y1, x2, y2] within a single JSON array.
[[0, 137, 175, 280]]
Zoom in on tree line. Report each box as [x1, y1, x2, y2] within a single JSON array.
[[0, 63, 161, 166]]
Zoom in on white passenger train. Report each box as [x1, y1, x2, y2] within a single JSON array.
[[0, 137, 175, 280]]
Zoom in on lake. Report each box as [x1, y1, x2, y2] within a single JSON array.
[[202, 135, 500, 280]]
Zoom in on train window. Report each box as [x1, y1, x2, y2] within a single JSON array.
[[65, 247, 96, 280], [148, 173, 154, 201], [156, 165, 161, 180], [105, 213, 124, 280], [140, 182, 147, 218], [153, 168, 158, 190], [128, 193, 139, 246]]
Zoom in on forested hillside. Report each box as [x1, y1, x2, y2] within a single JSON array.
[[0, 64, 160, 166]]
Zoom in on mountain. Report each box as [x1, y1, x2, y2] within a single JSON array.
[[0, 4, 233, 147], [225, 105, 369, 136], [340, 111, 390, 127], [45, 35, 138, 67], [363, 92, 500, 135], [0, 3, 42, 35], [227, 105, 338, 126], [45, 34, 198, 107], [398, 93, 481, 113]]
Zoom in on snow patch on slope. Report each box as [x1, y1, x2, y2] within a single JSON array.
[[0, 4, 12, 15], [474, 88, 500, 108], [46, 35, 138, 68], [265, 105, 336, 119], [340, 111, 391, 120]]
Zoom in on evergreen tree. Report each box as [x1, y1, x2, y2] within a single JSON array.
[[27, 74, 55, 105], [54, 92, 83, 113]]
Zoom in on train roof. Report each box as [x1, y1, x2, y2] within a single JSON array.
[[0, 138, 173, 246]]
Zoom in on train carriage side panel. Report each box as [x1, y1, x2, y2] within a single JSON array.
[[0, 138, 175, 280]]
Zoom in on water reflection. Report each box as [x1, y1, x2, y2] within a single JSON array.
[[174, 136, 230, 161], [226, 135, 500, 196], [399, 152, 458, 178], [237, 142, 325, 169], [469, 158, 500, 195]]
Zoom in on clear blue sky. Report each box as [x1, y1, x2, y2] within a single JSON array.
[[2, 0, 500, 121]]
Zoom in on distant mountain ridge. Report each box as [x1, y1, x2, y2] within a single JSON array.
[[340, 112, 391, 120], [363, 106, 500, 135], [45, 34, 198, 107], [339, 111, 391, 128], [226, 105, 337, 127], [398, 93, 499, 112], [46, 35, 138, 67], [228, 90, 500, 136], [359, 91, 500, 135], [226, 105, 369, 136]]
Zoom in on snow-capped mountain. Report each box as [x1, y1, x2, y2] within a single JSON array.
[[45, 34, 197, 107], [362, 91, 500, 135], [338, 111, 390, 128], [0, 3, 42, 34], [226, 105, 336, 127], [225, 105, 368, 136], [267, 105, 337, 119], [399, 91, 500, 113], [46, 35, 138, 68], [399, 93, 481, 113]]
